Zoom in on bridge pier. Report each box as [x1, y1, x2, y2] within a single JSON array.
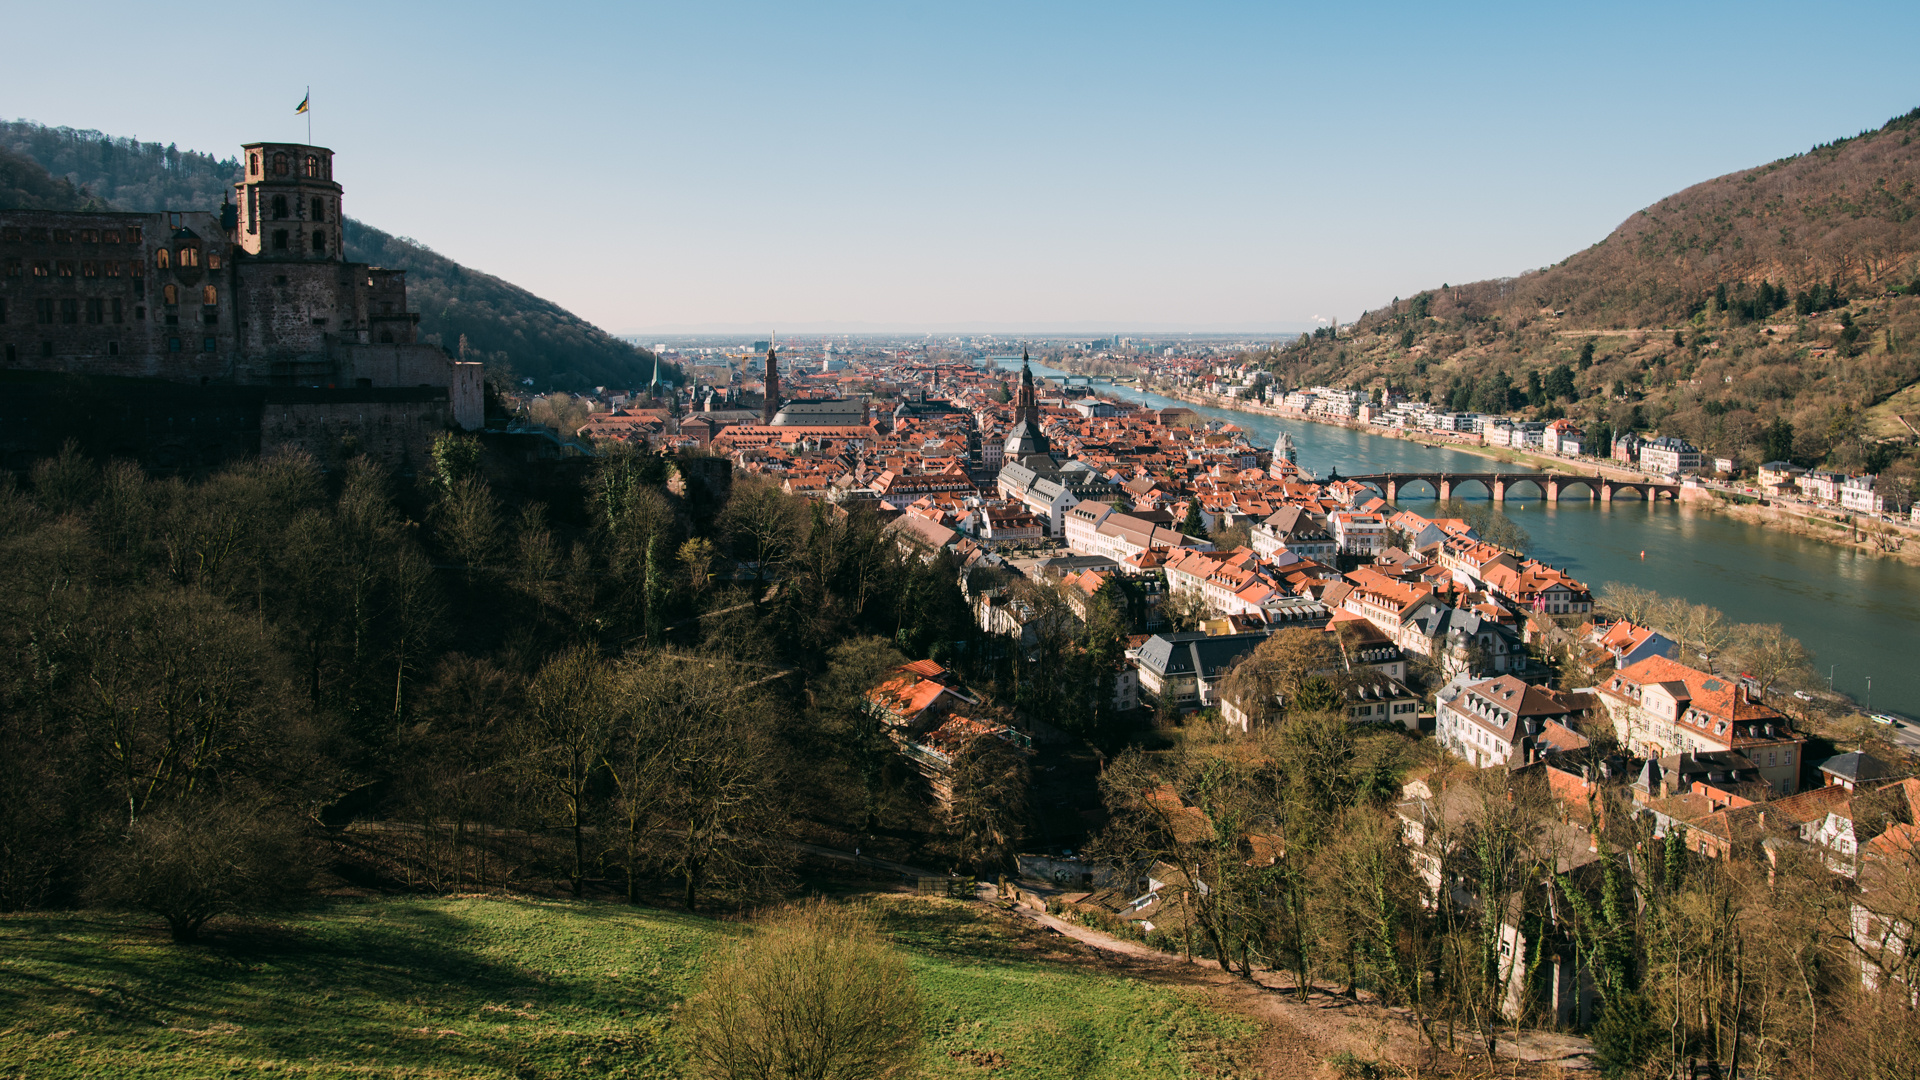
[[1491, 479, 1506, 503], [1546, 479, 1559, 504], [1600, 483, 1613, 503], [1385, 480, 1398, 503], [1437, 478, 1451, 501]]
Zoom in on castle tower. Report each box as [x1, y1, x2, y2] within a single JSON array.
[[233, 143, 344, 261], [762, 341, 779, 425]]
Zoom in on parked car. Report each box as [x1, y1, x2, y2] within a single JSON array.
[[1871, 713, 1901, 727], [1793, 690, 1814, 702]]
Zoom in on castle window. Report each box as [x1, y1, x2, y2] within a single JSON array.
[[311, 230, 326, 254], [163, 284, 178, 305], [126, 227, 141, 244], [169, 213, 181, 229], [53, 229, 72, 243], [311, 197, 325, 222], [82, 261, 97, 277], [108, 341, 118, 356], [306, 155, 319, 177], [135, 306, 145, 320], [380, 330, 394, 343], [85, 298, 104, 324], [4, 345, 13, 363], [31, 260, 47, 277], [203, 285, 217, 304], [60, 299, 78, 324], [80, 230, 98, 244], [247, 189, 258, 234], [3, 259, 18, 276], [272, 195, 288, 219], [168, 337, 181, 352], [57, 261, 75, 277], [203, 337, 216, 352], [105, 261, 121, 278], [250, 152, 260, 176], [177, 247, 199, 268], [112, 298, 123, 323], [40, 341, 52, 358], [273, 153, 289, 176], [130, 260, 143, 278], [155, 249, 170, 270], [273, 230, 290, 251], [207, 252, 221, 270]]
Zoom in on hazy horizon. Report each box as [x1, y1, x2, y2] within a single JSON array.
[[7, 2, 1918, 336]]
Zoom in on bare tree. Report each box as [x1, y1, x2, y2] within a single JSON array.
[[88, 801, 311, 943], [512, 647, 615, 897]]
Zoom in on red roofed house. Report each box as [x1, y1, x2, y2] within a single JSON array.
[[1599, 655, 1807, 795]]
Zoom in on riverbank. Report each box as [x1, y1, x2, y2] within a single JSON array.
[[1140, 383, 1920, 563]]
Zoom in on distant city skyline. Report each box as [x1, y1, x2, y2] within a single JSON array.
[[6, 2, 1918, 335]]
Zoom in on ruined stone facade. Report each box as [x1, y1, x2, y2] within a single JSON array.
[[0, 141, 482, 442]]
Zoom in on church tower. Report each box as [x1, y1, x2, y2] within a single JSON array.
[[1014, 348, 1039, 428], [234, 143, 344, 261], [1003, 347, 1051, 462], [762, 341, 780, 425]]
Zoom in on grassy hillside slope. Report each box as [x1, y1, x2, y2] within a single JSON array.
[[0, 896, 1249, 1080], [0, 121, 666, 391], [1251, 109, 1920, 496]]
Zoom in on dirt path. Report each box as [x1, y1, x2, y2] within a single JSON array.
[[991, 887, 1594, 1077]]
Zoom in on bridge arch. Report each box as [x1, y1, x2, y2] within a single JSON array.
[[1447, 477, 1496, 500], [1495, 476, 1548, 502]]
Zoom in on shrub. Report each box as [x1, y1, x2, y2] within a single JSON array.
[[678, 899, 922, 1080]]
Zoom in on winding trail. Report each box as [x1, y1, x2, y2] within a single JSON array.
[[986, 882, 1597, 1077]]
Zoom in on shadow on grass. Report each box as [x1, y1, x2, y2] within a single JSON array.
[[0, 898, 723, 1077]]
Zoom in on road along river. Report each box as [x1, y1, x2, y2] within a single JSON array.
[[997, 360, 1920, 716]]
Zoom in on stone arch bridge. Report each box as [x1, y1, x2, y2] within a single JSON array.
[[1345, 471, 1680, 504]]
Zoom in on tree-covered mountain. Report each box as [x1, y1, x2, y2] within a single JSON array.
[[1251, 108, 1920, 492], [0, 121, 669, 391], [0, 143, 110, 212]]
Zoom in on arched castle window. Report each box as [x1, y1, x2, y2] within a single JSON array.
[[273, 153, 289, 176], [203, 285, 217, 304], [155, 248, 170, 269], [311, 230, 326, 253], [162, 284, 178, 305], [306, 156, 319, 177], [178, 247, 199, 268], [250, 152, 260, 176], [311, 197, 324, 222], [272, 195, 288, 220]]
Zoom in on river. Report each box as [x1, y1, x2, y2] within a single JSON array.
[[994, 360, 1920, 716]]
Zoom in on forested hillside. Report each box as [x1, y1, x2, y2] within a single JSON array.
[[0, 143, 108, 212], [1254, 108, 1920, 495], [0, 121, 667, 390]]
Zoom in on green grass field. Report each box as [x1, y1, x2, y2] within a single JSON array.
[[0, 896, 1251, 1079]]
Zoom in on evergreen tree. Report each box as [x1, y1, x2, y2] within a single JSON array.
[[1180, 500, 1209, 541]]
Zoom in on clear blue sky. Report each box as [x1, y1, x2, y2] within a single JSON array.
[[7, 2, 1917, 334]]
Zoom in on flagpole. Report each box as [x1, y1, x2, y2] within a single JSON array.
[[306, 86, 311, 143]]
